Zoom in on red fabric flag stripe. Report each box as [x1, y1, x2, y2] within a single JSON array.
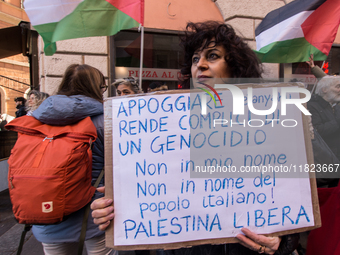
[[302, 0, 340, 55], [106, 0, 144, 25]]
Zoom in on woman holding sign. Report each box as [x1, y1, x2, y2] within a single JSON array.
[[91, 21, 299, 255], [179, 21, 262, 89]]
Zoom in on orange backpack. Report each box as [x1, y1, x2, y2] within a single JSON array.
[[5, 116, 97, 224]]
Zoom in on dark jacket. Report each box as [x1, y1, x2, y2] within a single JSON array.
[[15, 104, 27, 117], [158, 233, 299, 255], [307, 94, 340, 160]]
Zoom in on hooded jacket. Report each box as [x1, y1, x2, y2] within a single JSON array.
[[307, 94, 340, 160], [15, 104, 27, 117], [31, 95, 105, 243]]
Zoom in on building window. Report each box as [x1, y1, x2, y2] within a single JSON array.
[[114, 31, 184, 91]]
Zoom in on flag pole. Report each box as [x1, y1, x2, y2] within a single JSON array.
[[139, 24, 144, 92]]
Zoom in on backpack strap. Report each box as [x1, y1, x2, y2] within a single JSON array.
[[15, 171, 104, 255], [78, 168, 105, 255], [16, 224, 32, 255]]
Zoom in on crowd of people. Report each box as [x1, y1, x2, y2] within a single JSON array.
[[0, 91, 50, 131], [6, 20, 340, 255], [12, 90, 50, 119]]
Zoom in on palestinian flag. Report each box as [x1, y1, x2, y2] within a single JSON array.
[[255, 0, 340, 63], [24, 0, 144, 56]]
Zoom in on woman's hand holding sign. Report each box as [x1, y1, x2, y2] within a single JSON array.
[[91, 187, 114, 231], [236, 228, 280, 254], [92, 187, 281, 254]]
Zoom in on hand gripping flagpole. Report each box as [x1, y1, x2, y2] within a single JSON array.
[[138, 24, 144, 91]]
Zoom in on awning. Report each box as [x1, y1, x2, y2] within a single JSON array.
[[0, 22, 30, 59]]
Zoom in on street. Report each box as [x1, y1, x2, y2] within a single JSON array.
[[1, 189, 45, 255]]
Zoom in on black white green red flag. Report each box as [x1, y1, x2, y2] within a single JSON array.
[[24, 0, 144, 56], [255, 0, 340, 63]]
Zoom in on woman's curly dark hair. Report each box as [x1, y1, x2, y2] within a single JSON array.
[[180, 21, 263, 88]]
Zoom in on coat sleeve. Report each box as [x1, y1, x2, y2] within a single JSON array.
[[308, 103, 340, 137], [91, 114, 104, 172], [275, 233, 300, 255], [311, 66, 327, 79]]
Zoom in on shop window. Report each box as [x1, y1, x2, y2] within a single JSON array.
[[114, 31, 184, 91], [115, 31, 183, 69], [292, 46, 340, 76]]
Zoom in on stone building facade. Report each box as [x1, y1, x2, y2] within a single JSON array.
[[28, 0, 340, 95], [0, 0, 30, 117]]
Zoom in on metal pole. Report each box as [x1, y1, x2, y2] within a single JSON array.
[[109, 35, 116, 97], [139, 25, 144, 91]]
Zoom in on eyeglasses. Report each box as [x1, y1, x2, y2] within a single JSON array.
[[100, 85, 108, 92]]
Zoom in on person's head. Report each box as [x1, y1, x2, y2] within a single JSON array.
[[27, 90, 39, 108], [57, 64, 105, 102], [148, 82, 168, 92], [316, 76, 340, 104], [27, 90, 50, 112], [180, 21, 263, 88], [148, 82, 161, 92], [112, 77, 141, 96], [14, 97, 26, 107]]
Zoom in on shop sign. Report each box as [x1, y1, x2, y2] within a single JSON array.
[[115, 67, 182, 81]]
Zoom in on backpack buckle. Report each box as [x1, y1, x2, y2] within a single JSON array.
[[89, 138, 93, 151], [43, 137, 54, 142]]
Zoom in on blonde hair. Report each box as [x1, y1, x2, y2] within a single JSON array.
[[26, 90, 50, 112]]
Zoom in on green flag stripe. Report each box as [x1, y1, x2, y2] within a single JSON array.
[[254, 37, 327, 63], [33, 0, 139, 55]]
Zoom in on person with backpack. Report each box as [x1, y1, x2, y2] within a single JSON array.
[[29, 64, 115, 255]]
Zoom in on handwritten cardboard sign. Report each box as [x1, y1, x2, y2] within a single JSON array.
[[105, 83, 320, 250]]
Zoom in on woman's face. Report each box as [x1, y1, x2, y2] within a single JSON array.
[[191, 42, 231, 83], [323, 82, 340, 103], [28, 94, 37, 107], [117, 84, 135, 96]]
